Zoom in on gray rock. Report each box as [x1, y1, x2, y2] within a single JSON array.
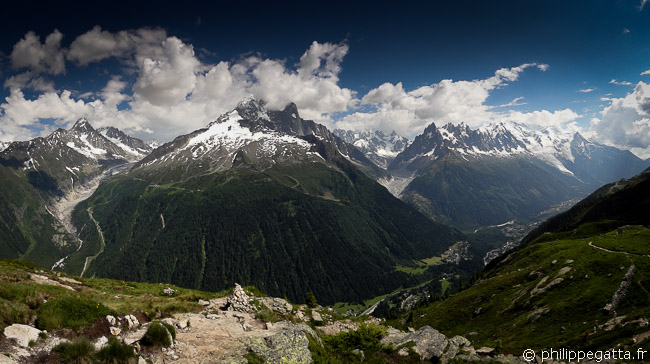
[[381, 326, 449, 361], [246, 323, 319, 364], [198, 299, 210, 306], [450, 335, 471, 347], [106, 315, 116, 326], [311, 311, 323, 323], [44, 337, 69, 352], [125, 314, 139, 329], [3, 324, 41, 347], [476, 347, 495, 355], [0, 355, 19, 364], [94, 336, 109, 350]]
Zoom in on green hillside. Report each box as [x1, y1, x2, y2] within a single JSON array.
[[67, 155, 465, 305], [413, 225, 650, 353], [408, 168, 650, 355], [401, 152, 581, 230]]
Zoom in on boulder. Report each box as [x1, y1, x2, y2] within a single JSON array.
[[125, 314, 140, 329], [381, 326, 449, 361], [476, 347, 495, 355], [3, 324, 41, 347], [94, 336, 109, 350], [246, 323, 319, 364], [450, 335, 471, 347], [0, 355, 19, 364], [311, 311, 323, 323], [106, 315, 116, 326], [110, 326, 122, 336], [259, 297, 294, 314], [44, 337, 69, 352]]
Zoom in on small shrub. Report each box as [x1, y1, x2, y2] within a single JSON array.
[[323, 324, 387, 354], [28, 340, 36, 347], [0, 298, 32, 327], [305, 291, 318, 308], [36, 297, 113, 331], [52, 338, 95, 364], [95, 337, 135, 364], [244, 351, 265, 364], [141, 321, 172, 347], [243, 286, 267, 297], [38, 331, 48, 340], [160, 321, 176, 340]]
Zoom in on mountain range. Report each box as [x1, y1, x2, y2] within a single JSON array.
[[0, 96, 647, 306], [0, 99, 472, 305], [410, 165, 650, 354], [0, 120, 153, 268], [340, 121, 649, 230]]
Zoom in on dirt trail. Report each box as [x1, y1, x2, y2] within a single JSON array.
[[588, 241, 650, 258]]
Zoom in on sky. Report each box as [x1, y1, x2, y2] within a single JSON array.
[[1, 0, 650, 157]]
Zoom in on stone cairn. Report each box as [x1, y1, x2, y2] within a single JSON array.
[[226, 283, 254, 312]]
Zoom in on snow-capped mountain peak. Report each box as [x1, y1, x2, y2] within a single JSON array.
[[133, 99, 382, 179], [389, 120, 648, 188], [98, 126, 153, 160]]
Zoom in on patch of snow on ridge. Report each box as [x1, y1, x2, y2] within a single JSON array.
[[183, 110, 312, 159], [66, 136, 107, 159]]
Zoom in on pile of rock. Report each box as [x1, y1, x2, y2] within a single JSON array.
[[226, 283, 254, 312]]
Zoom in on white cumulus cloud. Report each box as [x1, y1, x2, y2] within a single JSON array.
[[10, 30, 66, 75], [336, 63, 571, 137], [67, 26, 167, 66], [590, 81, 650, 158]]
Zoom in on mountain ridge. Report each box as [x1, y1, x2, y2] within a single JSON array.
[[379, 120, 649, 229], [63, 100, 469, 304]]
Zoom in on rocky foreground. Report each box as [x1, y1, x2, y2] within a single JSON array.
[[0, 277, 537, 364]]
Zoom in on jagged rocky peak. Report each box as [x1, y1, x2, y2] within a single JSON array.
[[70, 117, 94, 133], [98, 126, 124, 139], [235, 97, 270, 121], [98, 126, 153, 158]]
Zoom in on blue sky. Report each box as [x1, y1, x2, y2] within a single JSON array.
[[1, 0, 650, 156]]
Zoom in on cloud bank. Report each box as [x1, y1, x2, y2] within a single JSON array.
[[1, 26, 647, 158], [590, 81, 650, 158]]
